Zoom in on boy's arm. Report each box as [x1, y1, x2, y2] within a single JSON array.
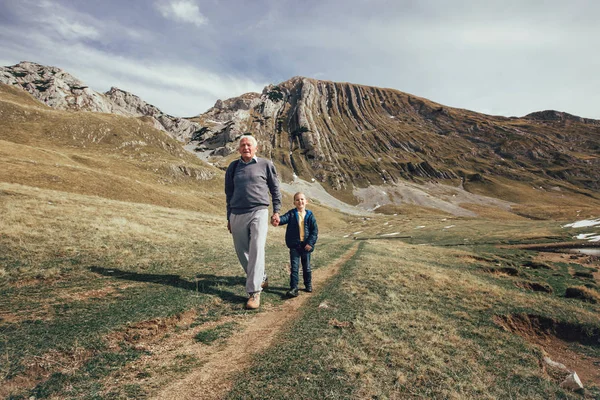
[[306, 214, 318, 247], [278, 210, 290, 226]]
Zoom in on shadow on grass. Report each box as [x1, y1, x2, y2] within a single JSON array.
[[89, 266, 248, 304], [262, 286, 293, 299]]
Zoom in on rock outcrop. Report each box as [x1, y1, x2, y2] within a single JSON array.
[[0, 61, 117, 113], [104, 87, 202, 142], [0, 61, 202, 141]]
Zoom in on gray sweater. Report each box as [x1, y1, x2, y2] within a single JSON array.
[[225, 157, 282, 220]]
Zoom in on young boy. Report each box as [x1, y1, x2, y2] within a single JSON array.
[[277, 192, 318, 297]]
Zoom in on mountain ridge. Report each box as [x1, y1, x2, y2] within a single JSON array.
[[0, 61, 203, 142], [2, 61, 599, 218], [189, 77, 599, 205]]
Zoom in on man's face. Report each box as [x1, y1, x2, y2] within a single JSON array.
[[238, 138, 257, 161]]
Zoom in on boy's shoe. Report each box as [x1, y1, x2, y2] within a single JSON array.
[[261, 277, 269, 289], [286, 288, 299, 297], [246, 292, 261, 309], [305, 286, 313, 293]]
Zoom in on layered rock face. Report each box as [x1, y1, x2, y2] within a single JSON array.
[[190, 77, 600, 194], [0, 61, 201, 141]]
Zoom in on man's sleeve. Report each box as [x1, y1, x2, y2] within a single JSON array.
[[224, 163, 234, 220], [267, 161, 282, 214]]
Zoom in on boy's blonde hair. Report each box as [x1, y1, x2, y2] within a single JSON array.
[[293, 192, 306, 201]]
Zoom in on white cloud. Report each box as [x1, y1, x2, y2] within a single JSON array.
[[5, 0, 153, 46], [0, 27, 265, 116], [13, 0, 103, 42], [155, 0, 208, 27], [2, 0, 600, 119], [51, 16, 100, 40]]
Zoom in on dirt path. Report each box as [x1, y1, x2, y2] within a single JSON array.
[[151, 243, 359, 400]]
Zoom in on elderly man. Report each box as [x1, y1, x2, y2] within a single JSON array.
[[225, 135, 281, 309]]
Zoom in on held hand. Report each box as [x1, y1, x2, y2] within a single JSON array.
[[227, 220, 232, 234], [304, 244, 312, 251], [271, 213, 280, 227]]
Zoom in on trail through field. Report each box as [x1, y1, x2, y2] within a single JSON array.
[[151, 243, 359, 400]]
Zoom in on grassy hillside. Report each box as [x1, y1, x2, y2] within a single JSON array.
[[1, 183, 598, 399], [0, 83, 221, 213]]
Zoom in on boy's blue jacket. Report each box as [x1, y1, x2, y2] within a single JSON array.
[[278, 208, 318, 251]]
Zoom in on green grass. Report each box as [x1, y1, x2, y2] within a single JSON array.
[[226, 239, 600, 399], [0, 196, 352, 399], [1, 184, 599, 398], [23, 347, 147, 400], [463, 246, 599, 304], [194, 321, 238, 344]]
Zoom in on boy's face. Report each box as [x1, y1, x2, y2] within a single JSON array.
[[294, 194, 307, 211]]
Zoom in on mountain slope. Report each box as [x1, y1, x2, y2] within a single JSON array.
[[0, 83, 222, 213], [2, 61, 598, 219], [0, 61, 203, 142], [189, 77, 600, 216]]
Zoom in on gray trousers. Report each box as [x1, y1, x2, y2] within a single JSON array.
[[230, 209, 268, 294]]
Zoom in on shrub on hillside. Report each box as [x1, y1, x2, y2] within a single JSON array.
[[267, 87, 284, 102], [565, 286, 600, 304]]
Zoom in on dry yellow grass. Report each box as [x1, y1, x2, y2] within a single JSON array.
[[465, 176, 600, 220], [0, 83, 223, 214], [0, 178, 355, 397], [0, 179, 350, 285], [322, 240, 599, 398], [0, 182, 224, 281]]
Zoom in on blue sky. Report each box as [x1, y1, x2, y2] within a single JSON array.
[[0, 0, 598, 119]]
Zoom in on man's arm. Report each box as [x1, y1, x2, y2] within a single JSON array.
[[224, 161, 236, 232], [266, 161, 282, 215]]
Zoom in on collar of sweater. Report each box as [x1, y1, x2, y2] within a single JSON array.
[[240, 156, 258, 164]]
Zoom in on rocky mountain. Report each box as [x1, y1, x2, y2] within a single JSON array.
[[189, 77, 600, 206], [0, 61, 201, 141], [2, 61, 598, 216]]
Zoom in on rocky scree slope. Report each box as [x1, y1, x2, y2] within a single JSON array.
[[0, 61, 202, 142], [190, 77, 600, 201]]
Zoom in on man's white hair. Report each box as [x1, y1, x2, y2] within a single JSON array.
[[238, 135, 257, 147]]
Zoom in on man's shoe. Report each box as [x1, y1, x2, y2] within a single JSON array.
[[286, 288, 299, 297], [261, 277, 269, 289], [305, 286, 313, 293], [246, 292, 261, 309]]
